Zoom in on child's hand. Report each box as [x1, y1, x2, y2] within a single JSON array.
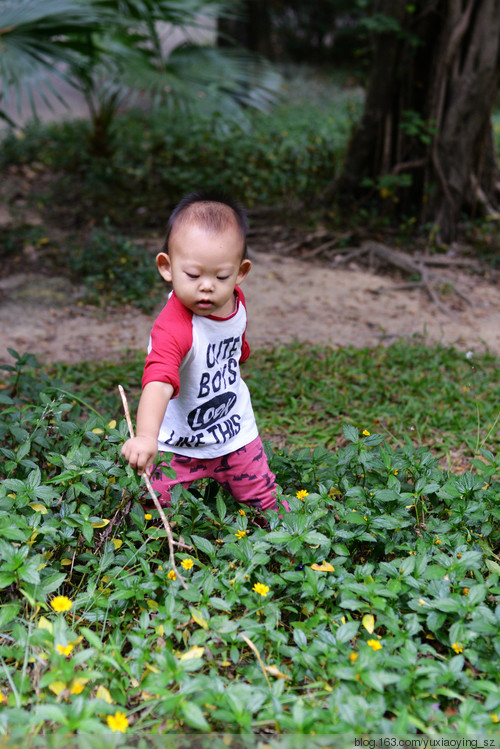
[[121, 436, 158, 476]]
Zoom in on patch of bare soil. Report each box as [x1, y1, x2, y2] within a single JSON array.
[[0, 249, 499, 367]]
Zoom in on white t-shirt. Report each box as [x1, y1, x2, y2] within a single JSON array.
[[142, 287, 258, 458]]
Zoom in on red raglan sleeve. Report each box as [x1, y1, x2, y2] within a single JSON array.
[[142, 293, 193, 397], [235, 286, 250, 363]]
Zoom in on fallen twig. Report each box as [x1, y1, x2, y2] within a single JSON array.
[[118, 385, 188, 590]]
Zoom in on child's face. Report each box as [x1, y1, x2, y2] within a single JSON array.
[[156, 221, 251, 318]]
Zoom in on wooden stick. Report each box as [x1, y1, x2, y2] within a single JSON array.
[[118, 385, 187, 590]]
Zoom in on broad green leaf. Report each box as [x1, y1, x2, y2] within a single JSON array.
[[373, 489, 399, 502], [303, 530, 330, 546], [181, 701, 210, 731], [293, 628, 307, 649], [485, 559, 500, 576], [335, 621, 360, 643], [0, 603, 20, 627], [362, 670, 401, 692], [340, 598, 368, 612], [216, 495, 226, 521], [363, 433, 384, 447], [342, 424, 359, 443], [39, 571, 67, 595], [465, 584, 487, 606], [431, 598, 463, 613], [265, 531, 294, 544], [190, 534, 215, 557]]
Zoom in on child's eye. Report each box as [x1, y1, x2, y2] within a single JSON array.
[[217, 275, 229, 280], [186, 273, 199, 279]]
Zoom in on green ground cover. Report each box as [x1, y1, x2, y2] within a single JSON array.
[[0, 346, 498, 737]]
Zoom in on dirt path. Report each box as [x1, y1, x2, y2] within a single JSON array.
[[0, 251, 498, 367]]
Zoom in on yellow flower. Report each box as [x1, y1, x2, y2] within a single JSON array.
[[367, 639, 382, 651], [253, 582, 270, 597], [144, 513, 152, 520], [107, 711, 129, 733], [491, 714, 499, 724], [451, 642, 463, 654], [238, 509, 246, 516], [435, 538, 441, 545], [296, 490, 309, 500], [167, 570, 177, 581], [462, 587, 469, 595], [50, 596, 73, 613], [349, 652, 358, 663], [112, 539, 122, 550], [0, 690, 5, 703], [181, 558, 194, 570], [56, 643, 74, 657], [362, 429, 371, 436], [235, 530, 247, 539]]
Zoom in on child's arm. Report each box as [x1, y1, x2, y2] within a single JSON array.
[[121, 380, 174, 475]]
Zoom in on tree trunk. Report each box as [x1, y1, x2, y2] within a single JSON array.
[[335, 0, 500, 242], [217, 1, 274, 59]]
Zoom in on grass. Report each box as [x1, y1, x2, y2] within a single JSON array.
[[39, 342, 500, 462]]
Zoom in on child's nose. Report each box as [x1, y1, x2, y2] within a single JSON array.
[[199, 276, 215, 291]]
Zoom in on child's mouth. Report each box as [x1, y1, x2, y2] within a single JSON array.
[[197, 300, 213, 309]]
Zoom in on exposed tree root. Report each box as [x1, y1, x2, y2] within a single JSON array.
[[248, 222, 495, 318], [336, 240, 473, 319]]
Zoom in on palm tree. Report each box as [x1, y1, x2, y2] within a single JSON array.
[[0, 0, 281, 153], [0, 0, 106, 125]]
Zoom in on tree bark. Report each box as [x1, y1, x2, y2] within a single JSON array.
[[334, 0, 500, 243], [217, 0, 274, 59]]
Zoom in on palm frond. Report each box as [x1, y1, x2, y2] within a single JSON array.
[[120, 44, 282, 129], [0, 0, 108, 121]]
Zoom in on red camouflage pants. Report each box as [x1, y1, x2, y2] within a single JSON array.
[[151, 436, 283, 512]]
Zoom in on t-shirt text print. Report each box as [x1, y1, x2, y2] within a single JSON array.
[[142, 289, 258, 459], [169, 334, 242, 448]]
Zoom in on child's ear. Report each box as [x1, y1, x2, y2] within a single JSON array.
[[156, 252, 172, 282], [236, 259, 252, 285]]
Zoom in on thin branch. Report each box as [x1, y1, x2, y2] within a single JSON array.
[[118, 385, 188, 590]]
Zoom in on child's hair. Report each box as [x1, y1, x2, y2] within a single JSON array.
[[162, 190, 249, 259]]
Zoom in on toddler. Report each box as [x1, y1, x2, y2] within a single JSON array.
[[121, 191, 279, 512]]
